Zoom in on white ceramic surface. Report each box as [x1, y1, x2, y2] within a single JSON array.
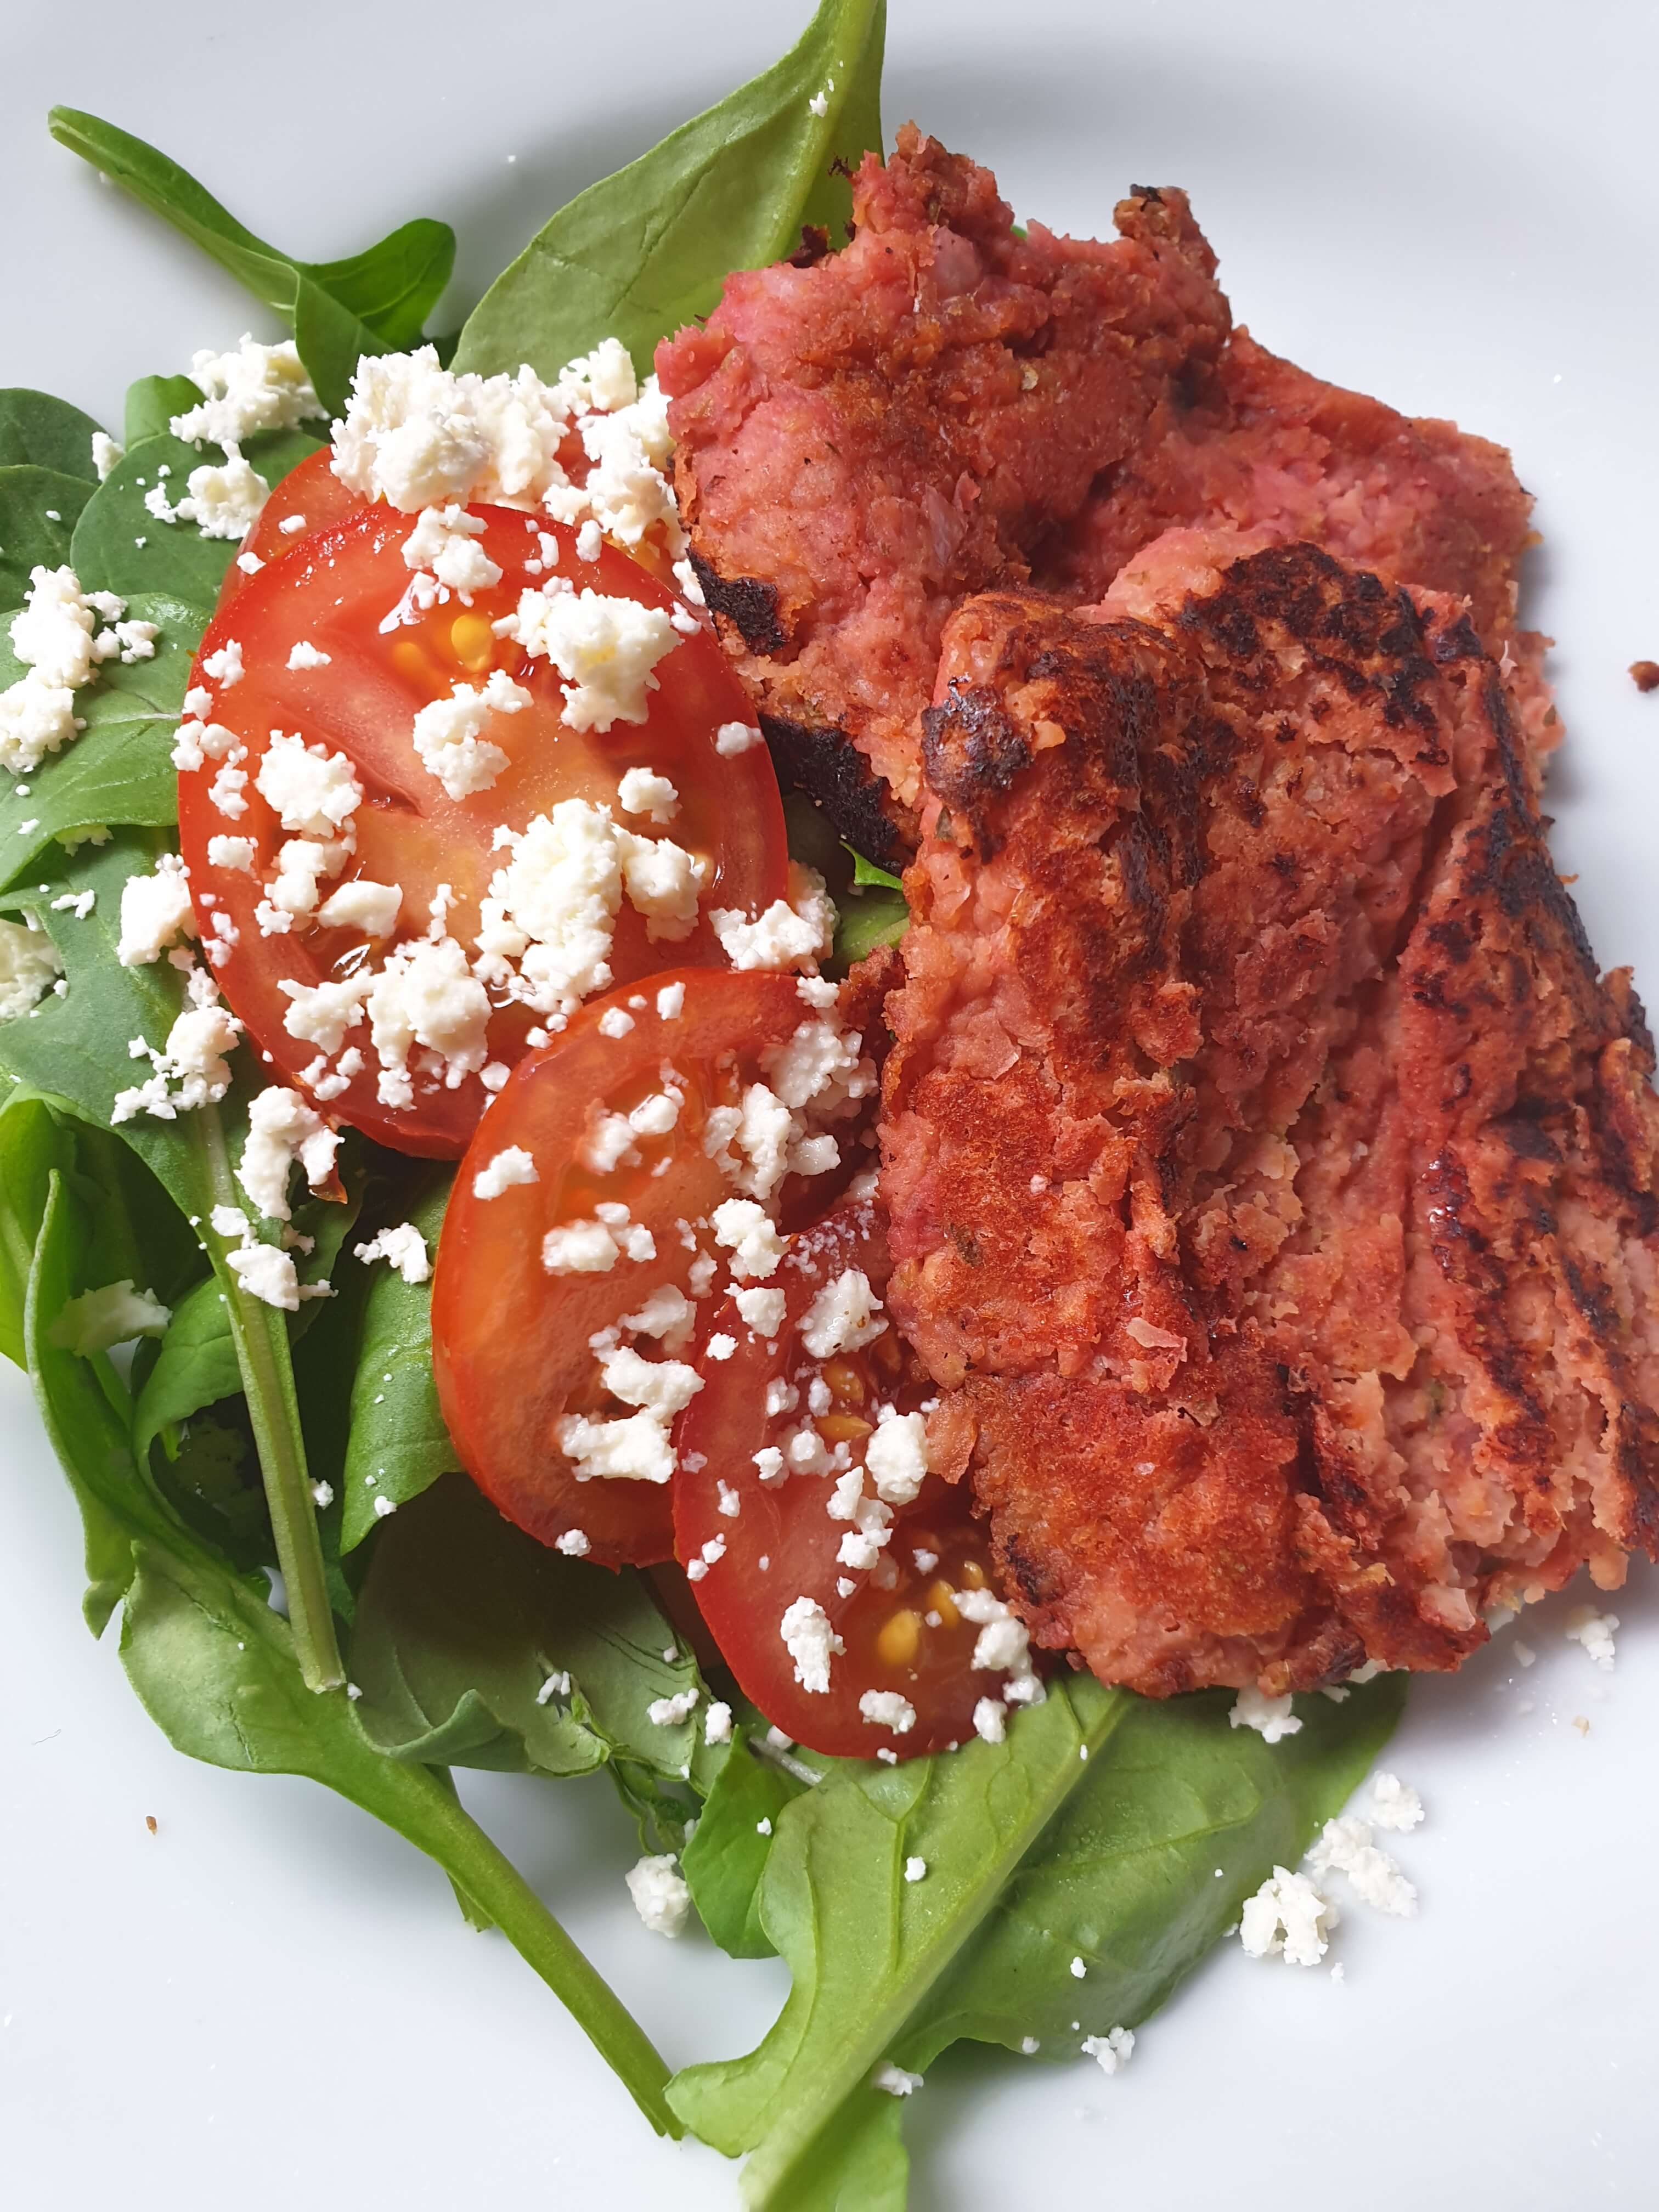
[[3, 4, 1655, 2206]]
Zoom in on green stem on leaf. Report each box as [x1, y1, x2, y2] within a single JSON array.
[[196, 1102, 343, 1692]]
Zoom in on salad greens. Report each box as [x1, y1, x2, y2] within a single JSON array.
[[2, 5, 1407, 2203]]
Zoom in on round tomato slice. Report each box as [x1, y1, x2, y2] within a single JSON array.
[[178, 503, 787, 1155], [219, 447, 370, 605], [433, 967, 810, 1567], [673, 1198, 1008, 1758]]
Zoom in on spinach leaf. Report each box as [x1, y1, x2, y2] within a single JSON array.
[[0, 832, 341, 1687], [339, 1163, 460, 1550], [847, 847, 903, 892], [25, 1166, 680, 2136], [0, 390, 105, 481], [123, 375, 207, 449], [48, 111, 455, 412], [69, 427, 319, 606], [0, 591, 204, 890], [834, 885, 907, 967], [348, 1475, 711, 1784], [670, 1674, 1403, 2207], [0, 467, 94, 604], [454, 0, 885, 380], [682, 1733, 810, 1958]]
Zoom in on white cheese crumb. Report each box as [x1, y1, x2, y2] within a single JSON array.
[[647, 1688, 699, 1728], [354, 1221, 432, 1285], [1229, 1686, 1302, 1743], [0, 914, 64, 1019], [225, 1239, 303, 1312], [497, 584, 678, 732], [617, 766, 680, 822], [48, 1279, 171, 1355], [92, 431, 123, 481], [780, 1595, 842, 1694], [711, 884, 834, 972], [656, 980, 685, 1019], [286, 640, 331, 670], [799, 1267, 886, 1358], [712, 1198, 786, 1280], [972, 1697, 1007, 1745], [202, 639, 244, 687], [1239, 1867, 1339, 1967], [864, 1407, 930, 1507], [543, 1218, 626, 1274], [624, 1853, 691, 1939], [872, 2063, 921, 2098], [903, 1856, 926, 1883], [1081, 2027, 1135, 2076], [316, 878, 402, 936], [734, 1285, 786, 1336], [555, 1530, 590, 1557], [1069, 1956, 1087, 1979], [236, 1086, 340, 1221], [703, 1701, 733, 1746], [1564, 1603, 1619, 1669], [714, 720, 763, 758], [860, 1690, 918, 1734], [1306, 1816, 1418, 1918], [1368, 1772, 1425, 1833], [116, 853, 195, 966], [411, 668, 532, 799], [170, 335, 323, 448], [472, 1146, 539, 1200], [206, 835, 255, 873], [256, 731, 362, 838], [402, 502, 504, 599]]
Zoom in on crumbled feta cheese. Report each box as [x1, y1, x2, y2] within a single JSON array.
[[92, 431, 123, 481], [225, 1238, 303, 1312], [872, 2064, 922, 2098], [952, 1588, 1041, 1697], [411, 667, 532, 800], [1, 565, 138, 775], [48, 1279, 171, 1355], [354, 1221, 432, 1285], [703, 1700, 733, 1746], [860, 1690, 917, 1734], [1081, 2028, 1135, 2076], [170, 335, 324, 447], [715, 720, 763, 758], [164, 452, 270, 539], [558, 1408, 676, 1482], [117, 853, 195, 966], [236, 1086, 340, 1221], [619, 1283, 695, 1347], [1239, 1867, 1339, 1967], [1564, 1603, 1619, 1669], [624, 1853, 691, 1938], [332, 348, 571, 514], [656, 980, 685, 1019], [279, 972, 373, 1057], [711, 887, 834, 972], [734, 1286, 786, 1336], [316, 878, 402, 936], [781, 1595, 842, 1693], [712, 1198, 786, 1280], [1368, 1773, 1425, 1833], [616, 766, 679, 823], [972, 1697, 1007, 1745], [366, 934, 492, 1101], [402, 502, 504, 599], [555, 1529, 590, 1558], [799, 1267, 886, 1358], [1229, 1686, 1302, 1743], [472, 1145, 538, 1200], [647, 1688, 699, 1728], [0, 914, 63, 1019], [1306, 1816, 1418, 1917], [256, 732, 363, 839], [496, 585, 678, 732], [286, 640, 331, 670], [206, 835, 255, 873], [542, 1217, 625, 1273], [864, 1407, 929, 1507], [202, 639, 244, 687]]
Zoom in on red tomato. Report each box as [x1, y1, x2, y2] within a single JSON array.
[[433, 968, 810, 1567], [219, 447, 369, 606], [178, 504, 788, 1155], [673, 1198, 1001, 1758]]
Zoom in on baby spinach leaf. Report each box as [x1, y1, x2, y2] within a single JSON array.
[[69, 427, 320, 606], [123, 374, 206, 449], [671, 1673, 1404, 2208], [834, 886, 907, 967], [49, 109, 455, 411], [348, 1475, 709, 1784], [682, 1734, 809, 1958], [339, 1163, 460, 1551], [0, 390, 105, 481], [132, 1272, 240, 1466], [0, 591, 205, 891], [847, 847, 904, 892], [454, 0, 886, 380], [0, 466, 94, 603]]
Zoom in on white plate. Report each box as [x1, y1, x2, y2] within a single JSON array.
[[3, 4, 1655, 2205]]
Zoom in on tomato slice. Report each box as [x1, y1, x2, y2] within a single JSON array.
[[673, 1198, 1005, 1758], [432, 968, 811, 1567], [219, 447, 370, 604], [178, 504, 788, 1155]]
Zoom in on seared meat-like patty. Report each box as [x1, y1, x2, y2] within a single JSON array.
[[659, 134, 1544, 853], [880, 539, 1659, 1697], [657, 125, 1231, 857]]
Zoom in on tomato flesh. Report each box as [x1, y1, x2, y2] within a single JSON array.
[[673, 1198, 1000, 1758], [432, 968, 809, 1567], [178, 504, 788, 1154], [219, 446, 370, 605]]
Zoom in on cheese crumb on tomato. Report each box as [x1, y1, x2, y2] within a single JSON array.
[[496, 584, 679, 733], [402, 503, 504, 600], [202, 640, 244, 687], [624, 1853, 691, 1939], [410, 668, 533, 800], [712, 1198, 786, 1281], [353, 1221, 432, 1286], [715, 720, 763, 758], [315, 878, 402, 936], [332, 350, 571, 514], [799, 1267, 886, 1359], [555, 1529, 590, 1556], [540, 1205, 653, 1273], [206, 835, 255, 872], [472, 1144, 538, 1200], [169, 336, 324, 448], [562, 338, 637, 414], [733, 1286, 785, 1337], [255, 732, 363, 838], [117, 853, 196, 966], [0, 914, 63, 1020], [362, 935, 493, 1107], [557, 1341, 701, 1487], [710, 876, 835, 972], [780, 1595, 842, 1694], [972, 1696, 1007, 1745], [953, 1587, 1042, 1698], [236, 1086, 340, 1221], [656, 980, 685, 1020], [616, 766, 679, 823], [864, 1408, 929, 1506], [286, 641, 331, 670], [1229, 1686, 1302, 1743], [860, 1690, 917, 1734], [618, 1284, 695, 1348], [1239, 1867, 1339, 1967]]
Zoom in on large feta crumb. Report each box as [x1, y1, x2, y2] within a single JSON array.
[[411, 668, 532, 799], [1564, 1603, 1619, 1669], [704, 1700, 733, 1746], [557, 1408, 675, 1482], [781, 1595, 842, 1694], [497, 585, 679, 733], [1239, 1867, 1339, 1967], [236, 1086, 340, 1221], [616, 766, 679, 822], [117, 853, 195, 966], [49, 1279, 171, 1355], [472, 1145, 538, 1200], [872, 2064, 922, 2098], [1, 565, 135, 775], [165, 452, 270, 539], [859, 1690, 916, 1734], [0, 914, 63, 1019], [953, 1587, 1037, 1686], [712, 1198, 786, 1280], [402, 503, 503, 599], [715, 720, 763, 758], [972, 1696, 1007, 1745], [256, 732, 363, 838], [799, 1267, 886, 1359], [354, 1221, 432, 1285], [710, 884, 834, 972], [225, 1238, 303, 1312], [92, 431, 123, 481], [366, 933, 492, 1102], [624, 1853, 691, 1939], [1368, 1772, 1425, 1833], [647, 1688, 699, 1728], [316, 878, 402, 936], [1306, 1816, 1418, 1917], [332, 347, 577, 514], [542, 1218, 625, 1273], [1080, 2028, 1135, 2076], [734, 1285, 786, 1337], [170, 335, 324, 448], [864, 1407, 929, 1507], [555, 1529, 590, 1558], [1229, 1686, 1302, 1743]]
